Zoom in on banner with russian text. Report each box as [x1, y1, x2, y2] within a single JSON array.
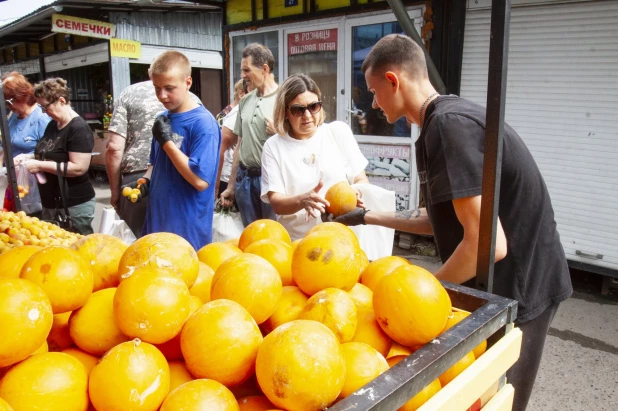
[[52, 14, 115, 40], [288, 29, 337, 55]]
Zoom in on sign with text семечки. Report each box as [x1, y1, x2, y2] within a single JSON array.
[[51, 14, 116, 40], [288, 29, 337, 55], [110, 39, 141, 59]]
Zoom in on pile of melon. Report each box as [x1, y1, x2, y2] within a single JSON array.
[[0, 219, 486, 411]]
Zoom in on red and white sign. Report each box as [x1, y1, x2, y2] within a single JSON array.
[[288, 29, 337, 55], [52, 14, 116, 40]]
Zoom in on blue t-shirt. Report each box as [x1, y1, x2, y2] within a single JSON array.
[[143, 105, 221, 250], [7, 106, 51, 157]]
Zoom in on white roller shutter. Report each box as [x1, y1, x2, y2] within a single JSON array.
[[460, 0, 618, 272], [130, 45, 222, 69]]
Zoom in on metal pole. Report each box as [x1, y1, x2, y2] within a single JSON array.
[[0, 83, 22, 212], [386, 0, 447, 94], [475, 0, 511, 293]]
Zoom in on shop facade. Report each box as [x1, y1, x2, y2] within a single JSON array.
[[224, 1, 434, 212], [0, 0, 223, 175]]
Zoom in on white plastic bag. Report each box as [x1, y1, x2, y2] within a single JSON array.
[[349, 183, 396, 261], [98, 206, 136, 245], [212, 206, 244, 243], [16, 164, 42, 215]]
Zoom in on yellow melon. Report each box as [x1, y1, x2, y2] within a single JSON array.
[[360, 256, 410, 291], [0, 352, 88, 411], [292, 231, 361, 295], [181, 300, 263, 387], [324, 181, 357, 217], [299, 287, 358, 343], [373, 264, 451, 346], [118, 232, 198, 288], [256, 320, 345, 410], [114, 267, 190, 344], [20, 246, 93, 314], [352, 308, 393, 358], [69, 288, 128, 355], [160, 379, 239, 411], [89, 339, 170, 411], [71, 233, 128, 291], [210, 254, 282, 325], [197, 242, 243, 272], [238, 220, 291, 251], [261, 286, 309, 335], [339, 342, 389, 398], [0, 278, 53, 367]]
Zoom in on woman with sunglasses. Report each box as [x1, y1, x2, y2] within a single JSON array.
[[261, 73, 369, 240], [1, 72, 51, 165], [23, 78, 96, 234]]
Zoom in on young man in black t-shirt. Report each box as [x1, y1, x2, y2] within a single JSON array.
[[333, 34, 572, 410]]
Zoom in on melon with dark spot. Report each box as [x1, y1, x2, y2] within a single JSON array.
[[292, 232, 362, 296], [256, 320, 346, 410]]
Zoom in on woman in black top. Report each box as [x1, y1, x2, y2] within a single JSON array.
[[26, 78, 95, 234]]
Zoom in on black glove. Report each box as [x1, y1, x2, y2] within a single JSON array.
[[152, 115, 174, 147], [321, 207, 368, 226], [121, 177, 150, 203]]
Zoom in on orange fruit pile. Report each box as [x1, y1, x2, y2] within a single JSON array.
[[0, 219, 484, 410]]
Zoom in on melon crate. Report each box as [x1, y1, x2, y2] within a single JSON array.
[[330, 282, 521, 411]]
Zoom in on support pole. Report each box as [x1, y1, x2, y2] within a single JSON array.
[[0, 83, 21, 212], [386, 0, 446, 94], [475, 0, 511, 293]]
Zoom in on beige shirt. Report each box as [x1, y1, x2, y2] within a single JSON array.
[[234, 89, 278, 169]]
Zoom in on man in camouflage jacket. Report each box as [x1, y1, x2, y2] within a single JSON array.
[[106, 81, 164, 237]]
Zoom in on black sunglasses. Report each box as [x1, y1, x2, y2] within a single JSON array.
[[287, 101, 323, 117], [39, 98, 58, 112]]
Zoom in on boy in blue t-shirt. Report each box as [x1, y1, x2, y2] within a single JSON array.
[[133, 50, 221, 249]]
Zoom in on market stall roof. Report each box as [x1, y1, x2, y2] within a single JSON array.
[[0, 0, 225, 49]]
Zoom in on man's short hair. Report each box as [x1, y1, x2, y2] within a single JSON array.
[[150, 51, 192, 78], [361, 34, 428, 80], [242, 43, 275, 74]]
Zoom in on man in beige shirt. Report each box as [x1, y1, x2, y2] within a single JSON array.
[[220, 43, 278, 226]]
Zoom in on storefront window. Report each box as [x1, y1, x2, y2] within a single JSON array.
[[287, 28, 338, 122], [232, 31, 279, 84], [351, 21, 411, 137]]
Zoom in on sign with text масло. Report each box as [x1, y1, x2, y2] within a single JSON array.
[[52, 14, 116, 40], [288, 28, 337, 56], [110, 39, 141, 59]]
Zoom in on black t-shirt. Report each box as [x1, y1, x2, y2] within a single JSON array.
[[35, 116, 95, 208], [416, 95, 572, 323]]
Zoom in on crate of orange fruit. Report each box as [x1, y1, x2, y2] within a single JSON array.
[[0, 213, 522, 411]]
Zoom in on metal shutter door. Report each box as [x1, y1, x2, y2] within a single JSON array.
[[460, 0, 618, 272]]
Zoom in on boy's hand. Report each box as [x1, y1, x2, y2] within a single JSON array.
[[152, 115, 174, 147], [121, 177, 150, 203]]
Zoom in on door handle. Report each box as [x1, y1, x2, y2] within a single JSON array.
[[576, 250, 603, 260]]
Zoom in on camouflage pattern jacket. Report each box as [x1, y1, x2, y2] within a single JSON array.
[[108, 81, 200, 175]]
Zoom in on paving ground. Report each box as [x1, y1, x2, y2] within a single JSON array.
[[92, 178, 618, 411]]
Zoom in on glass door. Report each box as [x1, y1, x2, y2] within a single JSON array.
[[343, 11, 422, 139], [283, 23, 343, 123], [343, 10, 423, 211]]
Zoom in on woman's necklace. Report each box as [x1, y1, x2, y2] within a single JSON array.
[[419, 92, 439, 127]]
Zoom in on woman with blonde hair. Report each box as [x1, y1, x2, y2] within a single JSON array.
[[260, 73, 369, 239], [25, 78, 96, 234]]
